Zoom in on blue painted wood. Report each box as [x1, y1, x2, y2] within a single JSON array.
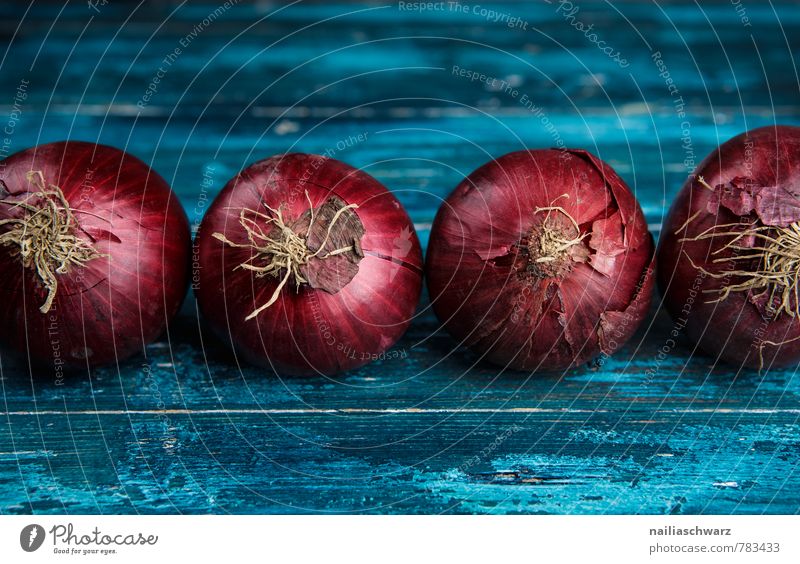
[[1, 0, 800, 514]]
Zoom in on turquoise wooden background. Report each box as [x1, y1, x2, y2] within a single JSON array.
[[1, 0, 799, 514]]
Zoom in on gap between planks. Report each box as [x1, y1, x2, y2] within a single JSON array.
[[1, 408, 799, 416], [0, 104, 796, 119]]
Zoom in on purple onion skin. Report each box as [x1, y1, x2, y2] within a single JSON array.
[[426, 149, 655, 372], [0, 141, 190, 368], [658, 125, 800, 369], [196, 153, 423, 377]]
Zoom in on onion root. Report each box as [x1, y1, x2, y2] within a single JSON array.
[[213, 192, 361, 320], [0, 171, 106, 313], [528, 194, 588, 278], [680, 220, 800, 319]]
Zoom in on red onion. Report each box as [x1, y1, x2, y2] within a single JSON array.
[[426, 149, 655, 371], [195, 153, 423, 376], [658, 125, 800, 369], [0, 141, 190, 368]]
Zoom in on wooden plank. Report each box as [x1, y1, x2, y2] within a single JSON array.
[[1, 306, 799, 414], [0, 1, 797, 110], [1, 410, 798, 514], [0, 110, 795, 233]]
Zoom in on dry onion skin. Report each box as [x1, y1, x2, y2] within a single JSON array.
[[426, 149, 655, 371], [658, 125, 800, 369], [0, 141, 190, 368], [196, 153, 423, 376]]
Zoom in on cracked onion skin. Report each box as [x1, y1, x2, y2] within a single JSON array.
[[0, 141, 190, 368], [657, 125, 800, 369], [195, 153, 423, 376], [426, 149, 655, 371]]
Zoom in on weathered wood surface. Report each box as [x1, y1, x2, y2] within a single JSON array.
[[1, 0, 799, 514]]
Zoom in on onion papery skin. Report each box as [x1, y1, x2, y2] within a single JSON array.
[[658, 125, 800, 369], [195, 153, 423, 376], [0, 141, 190, 368], [426, 149, 655, 372]]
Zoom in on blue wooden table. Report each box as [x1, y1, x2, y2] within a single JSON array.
[[1, 0, 799, 514]]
